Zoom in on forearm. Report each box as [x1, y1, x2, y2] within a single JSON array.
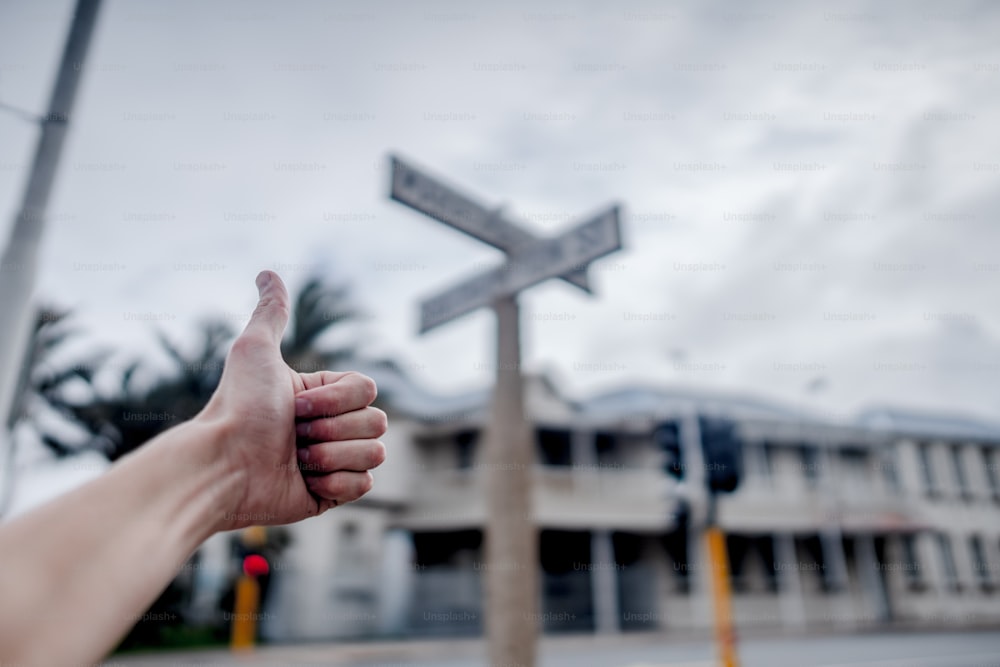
[[0, 271, 386, 666], [0, 417, 238, 666]]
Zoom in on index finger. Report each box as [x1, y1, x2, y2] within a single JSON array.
[[295, 371, 378, 419]]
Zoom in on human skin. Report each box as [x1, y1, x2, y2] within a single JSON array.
[[0, 271, 387, 666]]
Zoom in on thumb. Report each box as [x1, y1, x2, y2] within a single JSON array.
[[241, 270, 290, 345]]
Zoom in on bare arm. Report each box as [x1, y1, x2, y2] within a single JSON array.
[[0, 271, 387, 666]]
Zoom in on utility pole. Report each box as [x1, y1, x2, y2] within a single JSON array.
[[699, 418, 744, 667], [0, 0, 103, 516], [481, 294, 537, 665], [705, 493, 739, 667], [389, 155, 622, 666]]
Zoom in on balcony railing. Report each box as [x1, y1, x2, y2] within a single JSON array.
[[394, 466, 673, 530]]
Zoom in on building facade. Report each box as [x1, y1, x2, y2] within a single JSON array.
[[193, 362, 1000, 640]]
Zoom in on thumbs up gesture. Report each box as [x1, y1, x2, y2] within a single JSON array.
[[201, 271, 387, 530]]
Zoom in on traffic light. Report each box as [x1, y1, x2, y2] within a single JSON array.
[[654, 421, 684, 479], [242, 553, 270, 578], [231, 527, 270, 650], [699, 417, 743, 493]]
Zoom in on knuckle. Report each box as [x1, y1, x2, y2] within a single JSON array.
[[230, 333, 268, 357], [314, 419, 335, 441], [309, 444, 330, 469], [256, 293, 290, 315], [325, 475, 343, 497]]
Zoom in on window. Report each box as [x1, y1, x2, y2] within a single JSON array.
[[661, 526, 691, 594], [880, 446, 902, 494], [337, 521, 368, 572], [762, 443, 775, 479], [455, 430, 478, 469], [727, 535, 778, 594], [982, 447, 1000, 499], [595, 432, 619, 467], [899, 534, 924, 590], [536, 429, 572, 466], [968, 535, 991, 590], [800, 446, 821, 487], [800, 535, 836, 593], [839, 448, 870, 493], [937, 534, 959, 592], [951, 446, 970, 500], [749, 442, 774, 485], [726, 535, 753, 593], [918, 443, 938, 497]]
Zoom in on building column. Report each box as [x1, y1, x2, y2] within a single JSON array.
[[820, 528, 855, 629], [591, 529, 620, 633], [917, 531, 944, 595], [774, 533, 806, 630], [819, 445, 857, 629], [377, 529, 415, 636], [686, 520, 713, 630], [855, 533, 890, 623], [680, 411, 712, 630]]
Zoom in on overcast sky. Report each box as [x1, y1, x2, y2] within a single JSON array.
[[2, 0, 999, 423]]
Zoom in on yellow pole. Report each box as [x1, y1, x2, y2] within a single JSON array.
[[706, 525, 739, 667], [229, 574, 260, 651]]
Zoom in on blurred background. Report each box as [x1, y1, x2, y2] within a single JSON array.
[[1, 1, 999, 665]]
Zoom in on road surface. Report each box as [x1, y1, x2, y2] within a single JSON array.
[[106, 630, 1000, 667]]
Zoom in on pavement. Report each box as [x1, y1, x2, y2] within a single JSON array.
[[104, 629, 1000, 667]]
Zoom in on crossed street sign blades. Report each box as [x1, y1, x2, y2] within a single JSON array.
[[389, 155, 622, 332]]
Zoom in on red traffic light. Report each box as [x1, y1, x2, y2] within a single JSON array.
[[242, 554, 269, 578]]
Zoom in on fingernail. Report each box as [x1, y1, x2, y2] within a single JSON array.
[[295, 398, 311, 416], [297, 447, 310, 463], [256, 271, 272, 292], [296, 421, 311, 437]]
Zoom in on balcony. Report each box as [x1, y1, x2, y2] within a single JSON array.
[[392, 466, 674, 531], [718, 481, 922, 533]]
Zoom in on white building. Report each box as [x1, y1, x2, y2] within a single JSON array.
[[195, 362, 1000, 640]]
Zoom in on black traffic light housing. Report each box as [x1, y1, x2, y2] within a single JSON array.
[[654, 421, 684, 479], [699, 416, 743, 493]]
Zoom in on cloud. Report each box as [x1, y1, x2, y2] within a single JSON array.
[[1, 0, 998, 420]]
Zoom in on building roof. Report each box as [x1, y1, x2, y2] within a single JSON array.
[[360, 359, 1000, 443], [856, 406, 1000, 443], [577, 384, 823, 423], [357, 360, 489, 423]]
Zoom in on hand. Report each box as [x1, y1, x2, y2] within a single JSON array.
[[199, 271, 386, 531]]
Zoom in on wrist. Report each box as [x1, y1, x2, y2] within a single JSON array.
[[151, 415, 246, 542]]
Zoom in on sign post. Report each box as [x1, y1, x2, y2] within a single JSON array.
[[389, 155, 622, 667], [706, 495, 739, 667]]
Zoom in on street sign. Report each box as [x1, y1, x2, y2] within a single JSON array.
[[420, 206, 620, 332], [390, 155, 592, 292], [388, 154, 623, 667]]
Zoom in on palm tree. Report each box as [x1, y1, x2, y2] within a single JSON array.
[[69, 317, 235, 461], [281, 276, 361, 373], [75, 274, 362, 460], [0, 306, 107, 517], [6, 274, 364, 473], [5, 307, 107, 450], [6, 276, 365, 642]]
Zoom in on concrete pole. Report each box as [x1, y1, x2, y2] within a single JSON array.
[[483, 295, 538, 666], [680, 411, 711, 629], [591, 529, 620, 634], [819, 446, 856, 629], [0, 0, 103, 517], [774, 533, 806, 630], [855, 533, 890, 624]]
